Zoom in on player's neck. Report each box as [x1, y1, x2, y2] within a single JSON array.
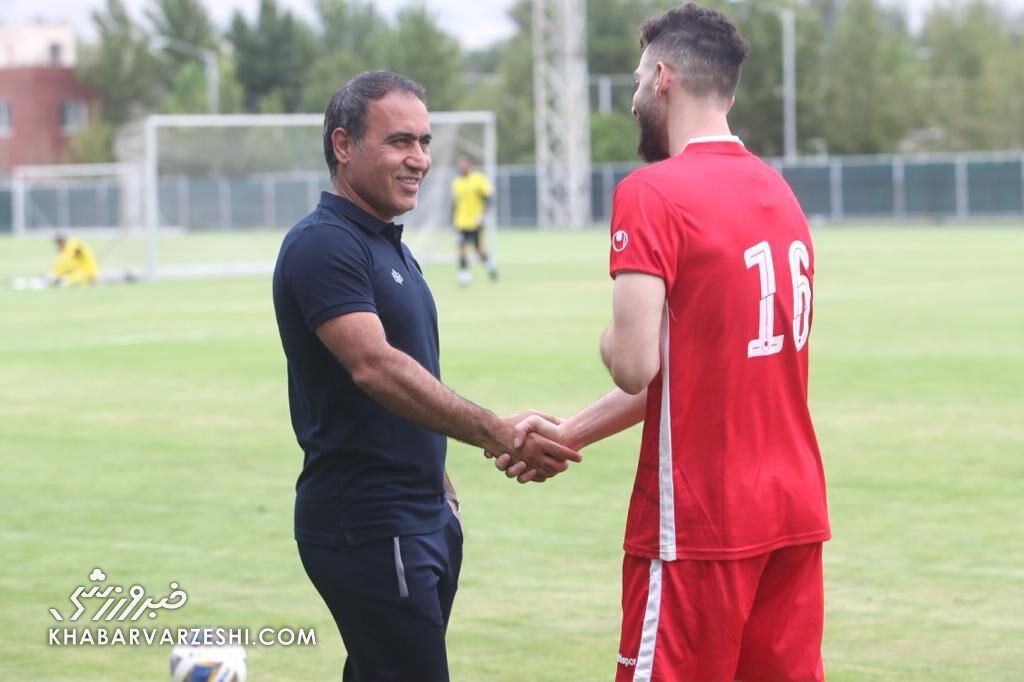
[[667, 110, 732, 156]]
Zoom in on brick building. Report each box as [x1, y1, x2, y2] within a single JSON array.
[[0, 25, 95, 172]]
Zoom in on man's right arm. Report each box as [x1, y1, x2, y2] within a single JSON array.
[[316, 311, 580, 476]]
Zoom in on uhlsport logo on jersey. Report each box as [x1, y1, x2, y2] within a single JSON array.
[[612, 229, 629, 253]]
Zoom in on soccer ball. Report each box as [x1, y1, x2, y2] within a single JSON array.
[[168, 640, 246, 682]]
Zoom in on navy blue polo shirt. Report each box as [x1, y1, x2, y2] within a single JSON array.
[[272, 191, 447, 547]]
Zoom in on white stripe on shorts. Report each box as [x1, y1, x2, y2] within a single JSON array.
[[633, 558, 663, 682]]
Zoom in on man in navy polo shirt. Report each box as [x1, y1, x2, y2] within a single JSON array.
[[272, 71, 580, 681]]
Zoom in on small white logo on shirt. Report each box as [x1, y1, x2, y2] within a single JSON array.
[[617, 653, 637, 667], [391, 269, 404, 285], [612, 230, 629, 253]]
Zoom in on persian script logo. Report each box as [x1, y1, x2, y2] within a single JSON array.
[[612, 230, 629, 253], [49, 568, 188, 623]]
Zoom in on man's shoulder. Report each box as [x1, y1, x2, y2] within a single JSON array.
[[289, 206, 366, 243], [277, 209, 368, 272]]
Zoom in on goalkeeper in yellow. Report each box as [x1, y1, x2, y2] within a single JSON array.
[[47, 234, 98, 286], [451, 155, 497, 286]]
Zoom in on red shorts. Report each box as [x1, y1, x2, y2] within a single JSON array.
[[616, 543, 824, 682]]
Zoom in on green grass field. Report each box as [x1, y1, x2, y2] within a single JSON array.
[[1, 226, 1022, 680]]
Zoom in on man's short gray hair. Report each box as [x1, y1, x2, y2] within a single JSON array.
[[322, 71, 427, 179]]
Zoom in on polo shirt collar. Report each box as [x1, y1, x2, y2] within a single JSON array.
[[682, 135, 745, 151], [319, 191, 402, 236]]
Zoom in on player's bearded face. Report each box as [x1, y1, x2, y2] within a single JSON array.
[[632, 52, 670, 163], [635, 90, 670, 163]]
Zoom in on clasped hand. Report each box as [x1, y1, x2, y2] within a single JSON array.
[[485, 410, 580, 483]]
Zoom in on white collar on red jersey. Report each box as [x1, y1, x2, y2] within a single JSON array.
[[682, 135, 745, 150]]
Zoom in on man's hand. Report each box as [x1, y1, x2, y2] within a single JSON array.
[[484, 411, 579, 483], [495, 415, 569, 483]]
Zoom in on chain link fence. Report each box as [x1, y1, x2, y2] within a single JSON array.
[[3, 151, 1023, 233]]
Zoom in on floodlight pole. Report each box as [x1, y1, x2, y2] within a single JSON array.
[[151, 35, 219, 114], [532, 0, 592, 229]]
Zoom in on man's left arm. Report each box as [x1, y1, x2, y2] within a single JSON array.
[[600, 272, 666, 394]]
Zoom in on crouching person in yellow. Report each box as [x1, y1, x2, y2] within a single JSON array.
[[48, 234, 98, 286]]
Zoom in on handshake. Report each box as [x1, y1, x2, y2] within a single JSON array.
[[485, 410, 581, 484]]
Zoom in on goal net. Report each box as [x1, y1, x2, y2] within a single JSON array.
[[10, 112, 497, 282], [10, 163, 148, 281], [135, 111, 497, 280]]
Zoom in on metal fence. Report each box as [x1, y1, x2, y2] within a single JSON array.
[[3, 150, 1023, 233]]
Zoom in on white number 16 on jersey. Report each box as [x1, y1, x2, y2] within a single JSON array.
[[743, 240, 812, 358]]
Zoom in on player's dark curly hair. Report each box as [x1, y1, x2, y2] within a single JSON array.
[[323, 71, 427, 179], [639, 3, 750, 100]]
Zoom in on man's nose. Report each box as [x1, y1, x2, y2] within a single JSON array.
[[407, 144, 430, 170]]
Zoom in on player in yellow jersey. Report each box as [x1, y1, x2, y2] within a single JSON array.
[[47, 234, 98, 286], [450, 155, 497, 286]]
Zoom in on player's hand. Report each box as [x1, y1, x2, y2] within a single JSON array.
[[496, 414, 578, 484], [484, 410, 562, 460], [484, 410, 578, 483]]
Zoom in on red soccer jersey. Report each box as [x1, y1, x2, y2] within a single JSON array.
[[609, 138, 830, 561]]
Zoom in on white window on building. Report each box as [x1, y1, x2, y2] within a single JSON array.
[[0, 101, 10, 135], [60, 99, 87, 134], [50, 43, 63, 65]]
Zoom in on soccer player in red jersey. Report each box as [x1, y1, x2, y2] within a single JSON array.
[[499, 4, 830, 680]]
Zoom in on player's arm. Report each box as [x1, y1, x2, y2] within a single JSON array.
[[497, 388, 645, 481], [316, 312, 581, 476], [450, 180, 459, 226], [558, 387, 646, 449], [519, 387, 646, 451], [600, 272, 666, 394], [47, 246, 75, 278]]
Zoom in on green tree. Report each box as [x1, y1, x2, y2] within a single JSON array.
[[708, 1, 829, 158], [161, 61, 207, 113], [591, 111, 638, 162], [303, 0, 393, 111], [146, 0, 216, 49], [387, 5, 464, 110], [228, 0, 316, 112], [144, 0, 219, 112], [920, 0, 1023, 150], [819, 0, 921, 154], [77, 0, 160, 127], [483, 32, 536, 163], [66, 114, 117, 163]]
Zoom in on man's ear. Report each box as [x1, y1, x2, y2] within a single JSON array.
[[653, 61, 673, 96], [332, 127, 353, 166]]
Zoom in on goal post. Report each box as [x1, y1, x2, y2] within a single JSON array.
[[9, 162, 149, 282], [12, 163, 143, 237], [139, 111, 498, 280]]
